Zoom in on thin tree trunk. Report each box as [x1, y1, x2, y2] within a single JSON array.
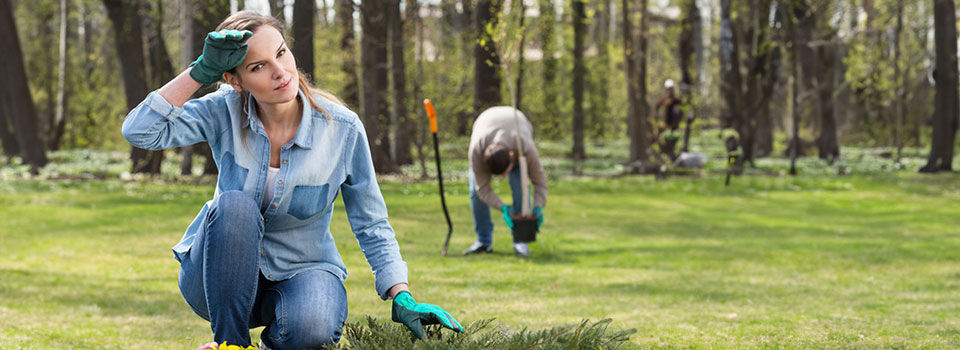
[[180, 0, 195, 175], [411, 0, 427, 178], [571, 0, 586, 160], [50, 0, 70, 151], [389, 0, 412, 165], [893, 0, 904, 163], [678, 0, 698, 153], [516, 0, 525, 112], [623, 0, 652, 172], [816, 42, 839, 162], [0, 0, 49, 172], [338, 0, 359, 109], [920, 0, 959, 172], [474, 0, 502, 117], [589, 0, 611, 140], [540, 0, 558, 138], [361, 0, 397, 173], [293, 0, 315, 79]]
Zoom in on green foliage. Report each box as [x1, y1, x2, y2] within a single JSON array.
[[331, 317, 635, 349], [841, 0, 933, 146]]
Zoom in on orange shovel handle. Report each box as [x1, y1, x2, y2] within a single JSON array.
[[424, 99, 438, 134]]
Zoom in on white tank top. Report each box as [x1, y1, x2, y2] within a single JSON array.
[[261, 167, 280, 211]]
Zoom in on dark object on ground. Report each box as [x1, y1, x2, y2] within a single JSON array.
[[511, 215, 538, 243], [424, 100, 454, 256]]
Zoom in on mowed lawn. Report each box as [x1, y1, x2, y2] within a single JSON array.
[[1, 173, 959, 349]]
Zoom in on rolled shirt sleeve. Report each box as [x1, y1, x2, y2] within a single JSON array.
[[121, 89, 222, 150], [341, 118, 409, 300]]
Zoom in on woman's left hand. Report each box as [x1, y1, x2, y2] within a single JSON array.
[[391, 291, 463, 339]]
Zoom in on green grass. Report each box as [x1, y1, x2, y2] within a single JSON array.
[[2, 171, 960, 348]]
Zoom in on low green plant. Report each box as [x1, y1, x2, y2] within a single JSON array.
[[331, 317, 636, 350]]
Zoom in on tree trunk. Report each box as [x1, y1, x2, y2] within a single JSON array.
[[474, 0, 502, 117], [893, 0, 904, 162], [571, 0, 586, 160], [719, 0, 743, 133], [104, 0, 163, 174], [411, 0, 428, 178], [293, 0, 315, 79], [50, 0, 70, 151], [623, 0, 652, 172], [515, 0, 525, 112], [678, 0, 699, 153], [540, 0, 559, 138], [337, 0, 359, 109], [920, 0, 959, 172], [588, 0, 611, 140], [0, 0, 48, 172], [389, 0, 412, 165], [816, 42, 839, 162], [360, 0, 397, 173]]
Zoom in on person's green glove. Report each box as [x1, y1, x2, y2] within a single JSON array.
[[189, 29, 253, 85], [501, 205, 514, 229], [533, 206, 544, 228], [391, 291, 463, 339]]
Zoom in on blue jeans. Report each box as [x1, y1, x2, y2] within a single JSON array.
[[178, 191, 348, 349], [469, 166, 527, 246]]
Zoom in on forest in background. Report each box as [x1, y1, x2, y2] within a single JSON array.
[[1, 0, 957, 176]]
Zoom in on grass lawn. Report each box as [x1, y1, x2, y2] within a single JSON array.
[[2, 172, 960, 348]]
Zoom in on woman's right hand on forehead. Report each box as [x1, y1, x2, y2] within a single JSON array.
[[188, 29, 253, 85]]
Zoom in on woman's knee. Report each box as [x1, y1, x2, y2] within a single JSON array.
[[215, 190, 259, 222], [282, 312, 345, 347]]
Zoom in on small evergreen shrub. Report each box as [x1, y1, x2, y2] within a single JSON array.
[[328, 317, 636, 350]]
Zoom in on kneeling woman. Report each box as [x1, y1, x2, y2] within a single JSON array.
[[122, 11, 461, 349]]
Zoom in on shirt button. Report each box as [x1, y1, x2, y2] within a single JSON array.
[[264, 218, 269, 222], [262, 165, 266, 170], [282, 159, 287, 164], [272, 204, 277, 209], [278, 179, 283, 184], [268, 274, 273, 278]]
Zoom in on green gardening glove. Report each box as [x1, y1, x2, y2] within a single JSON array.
[[189, 29, 253, 85], [501, 205, 514, 229], [533, 206, 544, 228], [391, 291, 463, 339]]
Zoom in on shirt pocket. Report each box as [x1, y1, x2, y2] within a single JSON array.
[[288, 184, 331, 220], [217, 151, 249, 192]]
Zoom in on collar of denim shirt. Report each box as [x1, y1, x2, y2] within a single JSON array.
[[241, 87, 315, 150]]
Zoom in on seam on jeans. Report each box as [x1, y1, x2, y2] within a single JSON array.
[[266, 287, 288, 343]]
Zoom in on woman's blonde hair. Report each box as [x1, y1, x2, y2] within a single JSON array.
[[216, 11, 346, 123]]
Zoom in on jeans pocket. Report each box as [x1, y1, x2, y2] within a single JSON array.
[[287, 184, 330, 220]]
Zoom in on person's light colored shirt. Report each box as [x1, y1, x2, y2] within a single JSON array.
[[467, 106, 548, 209], [121, 85, 407, 299]]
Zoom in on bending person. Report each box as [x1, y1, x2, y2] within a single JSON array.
[[464, 106, 548, 257], [121, 11, 461, 349]]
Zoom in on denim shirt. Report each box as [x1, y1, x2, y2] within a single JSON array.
[[121, 85, 408, 299]]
